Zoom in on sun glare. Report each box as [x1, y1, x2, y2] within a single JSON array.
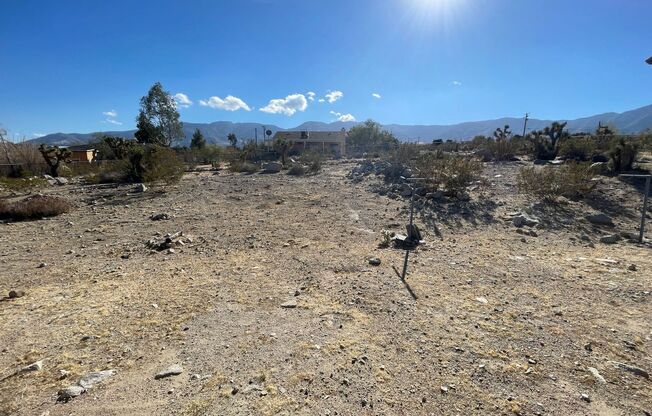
[[403, 0, 466, 32]]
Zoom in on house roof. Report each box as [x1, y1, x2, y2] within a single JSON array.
[[272, 130, 347, 143]]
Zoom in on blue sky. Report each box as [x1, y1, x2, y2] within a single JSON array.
[[1, 0, 652, 139]]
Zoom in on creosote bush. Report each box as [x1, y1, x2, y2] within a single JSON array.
[[403, 151, 482, 196], [517, 162, 597, 201], [0, 195, 72, 221], [229, 160, 259, 174], [287, 164, 306, 176]]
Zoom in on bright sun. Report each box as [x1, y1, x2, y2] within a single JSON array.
[[403, 0, 466, 31]]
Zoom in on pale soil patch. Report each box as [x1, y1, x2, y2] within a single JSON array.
[[0, 161, 650, 415]]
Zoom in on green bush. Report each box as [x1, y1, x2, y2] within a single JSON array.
[[517, 162, 597, 200], [557, 137, 600, 161], [486, 139, 516, 161], [123, 145, 184, 184]]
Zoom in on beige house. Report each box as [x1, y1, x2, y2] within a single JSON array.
[[271, 130, 347, 157], [67, 146, 97, 162]]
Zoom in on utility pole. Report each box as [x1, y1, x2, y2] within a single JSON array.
[[522, 113, 529, 138]]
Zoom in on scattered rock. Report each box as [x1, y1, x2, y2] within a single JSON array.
[[368, 257, 381, 266], [581, 393, 591, 403], [440, 385, 449, 394], [512, 213, 539, 228], [38, 262, 47, 268], [78, 369, 116, 389], [150, 213, 170, 221], [628, 264, 637, 271], [54, 177, 68, 186], [57, 385, 86, 402], [600, 234, 621, 244], [263, 162, 283, 173], [155, 364, 184, 380], [22, 360, 43, 372], [587, 367, 606, 384], [281, 299, 298, 309], [135, 183, 148, 193], [8, 290, 25, 299], [586, 213, 614, 226], [59, 369, 70, 379], [475, 296, 488, 304], [611, 362, 649, 379]]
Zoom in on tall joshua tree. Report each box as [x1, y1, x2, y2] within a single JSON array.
[[39, 144, 71, 177]]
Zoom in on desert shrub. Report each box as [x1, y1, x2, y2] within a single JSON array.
[[229, 160, 259, 174], [0, 195, 72, 221], [301, 151, 323, 174], [411, 152, 482, 196], [608, 137, 639, 172], [486, 139, 516, 161], [517, 162, 597, 201], [557, 137, 600, 161], [287, 164, 306, 176], [122, 145, 184, 184], [381, 144, 421, 182]]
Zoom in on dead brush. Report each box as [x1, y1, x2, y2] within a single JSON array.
[[0, 195, 72, 221]]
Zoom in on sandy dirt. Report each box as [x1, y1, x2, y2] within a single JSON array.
[[0, 160, 650, 415]]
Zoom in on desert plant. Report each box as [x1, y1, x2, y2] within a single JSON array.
[[287, 164, 306, 176], [0, 195, 72, 221], [272, 137, 292, 165], [135, 82, 184, 147], [227, 133, 238, 148], [121, 145, 184, 183], [38, 144, 71, 177], [190, 129, 206, 150], [411, 152, 482, 196], [347, 119, 399, 156], [517, 162, 597, 201], [608, 137, 639, 172], [229, 160, 259, 174], [557, 137, 600, 161], [530, 121, 569, 160], [302, 151, 323, 174], [102, 136, 136, 159]]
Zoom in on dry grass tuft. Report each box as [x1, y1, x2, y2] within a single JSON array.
[[0, 195, 72, 221]]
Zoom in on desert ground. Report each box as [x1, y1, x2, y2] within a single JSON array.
[[0, 160, 650, 415]]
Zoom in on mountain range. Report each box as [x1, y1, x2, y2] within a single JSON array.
[[29, 104, 652, 147]]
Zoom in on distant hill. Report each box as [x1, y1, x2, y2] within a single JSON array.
[[28, 104, 652, 147]]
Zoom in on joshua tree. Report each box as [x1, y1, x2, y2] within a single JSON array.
[[273, 137, 292, 165], [493, 125, 512, 141], [38, 144, 71, 177], [227, 133, 238, 148], [103, 136, 135, 159]]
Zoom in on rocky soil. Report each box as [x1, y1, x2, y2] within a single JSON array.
[[0, 160, 650, 415]]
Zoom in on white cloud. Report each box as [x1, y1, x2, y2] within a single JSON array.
[[101, 110, 121, 125], [174, 93, 193, 108], [330, 111, 356, 122], [452, 80, 462, 86], [318, 98, 325, 103], [260, 93, 308, 116], [199, 95, 251, 111], [325, 90, 343, 103], [307, 91, 316, 101], [372, 93, 381, 99]]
